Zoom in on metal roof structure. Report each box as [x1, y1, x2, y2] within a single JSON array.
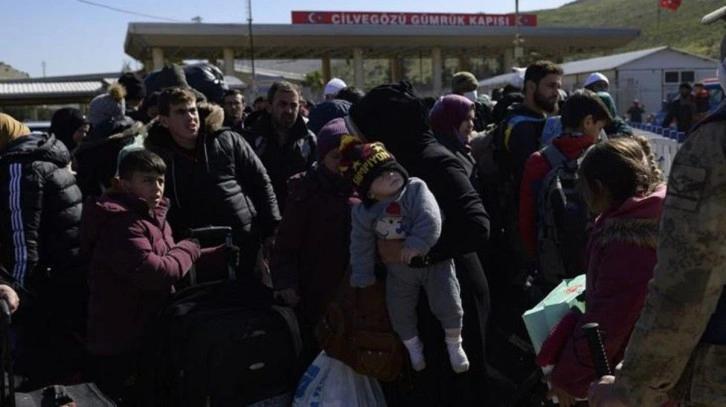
[[478, 46, 716, 88], [0, 80, 107, 105], [124, 22, 641, 60]]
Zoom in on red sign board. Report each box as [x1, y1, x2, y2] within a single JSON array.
[[291, 11, 537, 27]]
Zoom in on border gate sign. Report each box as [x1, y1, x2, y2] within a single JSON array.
[[291, 11, 538, 27]]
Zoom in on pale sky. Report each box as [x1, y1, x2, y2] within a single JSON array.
[[1, 0, 570, 77]]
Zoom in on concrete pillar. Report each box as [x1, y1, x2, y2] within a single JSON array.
[[353, 48, 364, 88], [223, 48, 235, 76], [390, 57, 403, 83], [502, 49, 515, 72], [458, 56, 470, 72], [152, 48, 165, 71], [322, 54, 332, 83], [431, 48, 443, 97]]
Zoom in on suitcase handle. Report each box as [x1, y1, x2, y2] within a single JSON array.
[[583, 322, 613, 378], [187, 227, 236, 283], [0, 299, 14, 407]]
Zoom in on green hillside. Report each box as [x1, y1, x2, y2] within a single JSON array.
[[538, 0, 724, 58]]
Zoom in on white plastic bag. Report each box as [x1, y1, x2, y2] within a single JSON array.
[[293, 351, 387, 407]]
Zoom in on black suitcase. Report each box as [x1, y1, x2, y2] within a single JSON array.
[[0, 301, 116, 407], [141, 227, 302, 407]]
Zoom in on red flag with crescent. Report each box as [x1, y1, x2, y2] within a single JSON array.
[[659, 0, 682, 11]]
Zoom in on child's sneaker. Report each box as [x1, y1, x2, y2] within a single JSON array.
[[403, 336, 426, 371]]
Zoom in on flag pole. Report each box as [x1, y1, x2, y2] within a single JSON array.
[[657, 0, 661, 35]]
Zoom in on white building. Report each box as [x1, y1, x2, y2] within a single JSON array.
[[479, 46, 717, 116]]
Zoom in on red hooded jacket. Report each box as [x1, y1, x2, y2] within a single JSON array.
[[545, 185, 666, 398]]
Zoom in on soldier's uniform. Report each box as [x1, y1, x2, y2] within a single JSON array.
[[609, 8, 726, 406]]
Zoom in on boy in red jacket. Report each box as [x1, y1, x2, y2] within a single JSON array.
[[518, 90, 612, 262], [82, 149, 225, 405]]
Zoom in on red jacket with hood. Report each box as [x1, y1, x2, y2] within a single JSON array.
[[82, 193, 201, 356], [544, 184, 666, 398]]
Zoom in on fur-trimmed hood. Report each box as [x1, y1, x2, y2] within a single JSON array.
[[591, 184, 666, 249], [595, 217, 660, 249]]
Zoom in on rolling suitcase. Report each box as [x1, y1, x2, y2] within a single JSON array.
[[0, 300, 116, 407], [141, 226, 302, 407]]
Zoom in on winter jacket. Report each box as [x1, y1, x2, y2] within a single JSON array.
[[270, 164, 359, 325], [663, 96, 697, 133], [546, 185, 665, 398], [145, 112, 280, 245], [74, 117, 146, 198], [347, 81, 491, 406], [307, 99, 352, 136], [518, 134, 597, 259], [0, 132, 84, 294], [243, 112, 316, 211], [500, 103, 547, 198], [82, 193, 200, 356]]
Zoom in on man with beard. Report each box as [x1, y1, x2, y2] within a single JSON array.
[[244, 81, 316, 211], [499, 60, 563, 196]]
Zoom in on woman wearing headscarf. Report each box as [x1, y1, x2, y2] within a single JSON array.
[[429, 95, 476, 173], [345, 81, 491, 406]]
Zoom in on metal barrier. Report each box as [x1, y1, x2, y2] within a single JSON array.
[[628, 122, 684, 178]]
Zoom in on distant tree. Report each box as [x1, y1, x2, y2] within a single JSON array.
[[305, 70, 325, 100]]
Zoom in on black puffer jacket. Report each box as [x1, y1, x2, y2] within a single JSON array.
[[243, 112, 316, 211], [145, 110, 280, 244], [0, 133, 84, 292], [348, 81, 491, 406]]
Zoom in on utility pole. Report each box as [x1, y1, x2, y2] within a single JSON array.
[[514, 0, 524, 66], [247, 0, 256, 95]]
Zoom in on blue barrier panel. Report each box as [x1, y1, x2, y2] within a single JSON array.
[[677, 132, 686, 142]]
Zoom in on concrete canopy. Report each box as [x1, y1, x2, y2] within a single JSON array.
[[124, 22, 641, 61]]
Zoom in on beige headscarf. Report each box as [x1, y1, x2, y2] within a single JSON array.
[[0, 113, 30, 150]]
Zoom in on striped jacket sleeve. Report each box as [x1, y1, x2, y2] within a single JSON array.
[[2, 162, 43, 289]]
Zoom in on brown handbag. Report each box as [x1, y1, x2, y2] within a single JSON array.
[[315, 268, 405, 382]]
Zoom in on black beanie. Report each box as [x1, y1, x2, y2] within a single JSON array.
[[118, 72, 147, 101]]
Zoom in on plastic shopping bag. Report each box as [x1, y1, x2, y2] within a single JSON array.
[[293, 351, 387, 407], [522, 274, 586, 355]]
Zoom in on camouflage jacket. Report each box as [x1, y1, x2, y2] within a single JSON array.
[[613, 116, 726, 406]]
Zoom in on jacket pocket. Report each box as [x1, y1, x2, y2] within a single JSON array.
[[690, 344, 726, 405]]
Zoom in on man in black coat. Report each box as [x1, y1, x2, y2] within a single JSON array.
[[146, 88, 280, 281], [243, 81, 316, 212], [0, 113, 87, 387], [346, 81, 491, 406]]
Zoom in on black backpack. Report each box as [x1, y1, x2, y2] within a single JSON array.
[[141, 281, 302, 407], [536, 145, 591, 288]]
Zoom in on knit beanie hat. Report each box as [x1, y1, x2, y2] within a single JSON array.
[[316, 117, 350, 162], [339, 137, 408, 199], [451, 72, 478, 94], [324, 78, 347, 97], [583, 72, 609, 89], [118, 72, 147, 101], [88, 83, 126, 127]]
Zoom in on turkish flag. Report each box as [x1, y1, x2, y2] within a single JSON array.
[[660, 0, 682, 11]]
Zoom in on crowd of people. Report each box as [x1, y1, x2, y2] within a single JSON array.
[[1, 12, 726, 404]]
